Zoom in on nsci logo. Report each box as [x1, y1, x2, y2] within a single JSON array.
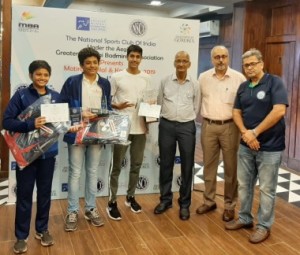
[[136, 176, 149, 191]]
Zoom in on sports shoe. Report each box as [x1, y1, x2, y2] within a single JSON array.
[[249, 228, 270, 244], [84, 208, 104, 227], [125, 196, 142, 213], [13, 239, 28, 254], [106, 201, 122, 221], [65, 211, 78, 231], [35, 230, 54, 246]]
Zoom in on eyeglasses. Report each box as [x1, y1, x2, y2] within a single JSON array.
[[213, 55, 228, 60], [175, 60, 190, 64], [243, 61, 261, 68]]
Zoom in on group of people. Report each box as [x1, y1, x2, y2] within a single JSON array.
[[2, 44, 288, 254]]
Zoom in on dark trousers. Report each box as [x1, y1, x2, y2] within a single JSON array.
[[15, 157, 55, 239], [158, 118, 196, 208], [110, 134, 146, 202]]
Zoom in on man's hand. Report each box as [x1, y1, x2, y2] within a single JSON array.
[[35, 116, 46, 129], [242, 129, 257, 144], [68, 123, 84, 133], [247, 139, 260, 151], [118, 101, 135, 110], [82, 110, 97, 122]]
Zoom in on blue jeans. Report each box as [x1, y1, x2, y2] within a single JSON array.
[[67, 144, 102, 213], [237, 144, 282, 230]]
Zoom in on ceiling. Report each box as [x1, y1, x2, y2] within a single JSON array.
[[11, 0, 246, 18]]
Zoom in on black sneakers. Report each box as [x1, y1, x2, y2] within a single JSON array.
[[106, 201, 122, 221], [125, 196, 142, 213]]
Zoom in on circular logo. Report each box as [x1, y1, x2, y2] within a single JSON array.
[[97, 178, 105, 192], [176, 176, 182, 187], [11, 183, 17, 198], [155, 155, 160, 166], [130, 20, 147, 37], [257, 91, 266, 100], [121, 157, 128, 168], [136, 175, 149, 190]]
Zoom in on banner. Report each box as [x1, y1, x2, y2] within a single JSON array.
[[8, 5, 200, 202]]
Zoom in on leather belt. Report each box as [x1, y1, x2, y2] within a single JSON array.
[[204, 118, 233, 125]]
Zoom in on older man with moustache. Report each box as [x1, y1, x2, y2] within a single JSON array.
[[196, 45, 246, 222], [154, 51, 200, 220]]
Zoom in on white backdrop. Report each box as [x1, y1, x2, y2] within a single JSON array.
[[8, 5, 200, 203]]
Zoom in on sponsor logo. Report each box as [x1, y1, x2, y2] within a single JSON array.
[[121, 157, 128, 168], [180, 23, 192, 35], [76, 16, 106, 32], [91, 19, 106, 32], [97, 178, 105, 193], [174, 156, 181, 164], [176, 176, 182, 187], [11, 183, 17, 197], [18, 22, 39, 32], [155, 155, 160, 166], [76, 17, 90, 31], [11, 161, 17, 171], [130, 20, 147, 37], [136, 175, 149, 190], [18, 13, 39, 33], [61, 183, 68, 192], [21, 11, 34, 21], [174, 23, 195, 43]]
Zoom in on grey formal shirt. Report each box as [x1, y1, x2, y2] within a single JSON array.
[[158, 74, 200, 122]]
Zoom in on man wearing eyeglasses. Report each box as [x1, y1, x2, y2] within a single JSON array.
[[196, 45, 246, 222], [225, 48, 288, 244], [154, 51, 200, 220]]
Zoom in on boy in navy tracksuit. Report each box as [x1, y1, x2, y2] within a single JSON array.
[[60, 47, 112, 231], [3, 60, 59, 254]]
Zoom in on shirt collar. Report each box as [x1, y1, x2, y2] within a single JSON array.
[[171, 73, 191, 82], [212, 67, 231, 78], [83, 74, 99, 84]]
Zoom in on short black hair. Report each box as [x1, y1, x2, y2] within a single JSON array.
[[78, 47, 101, 65], [28, 60, 51, 75], [127, 44, 143, 57]]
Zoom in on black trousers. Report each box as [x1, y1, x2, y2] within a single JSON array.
[[15, 157, 55, 239], [158, 118, 196, 208]]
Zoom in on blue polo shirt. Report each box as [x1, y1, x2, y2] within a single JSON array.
[[234, 73, 288, 151]]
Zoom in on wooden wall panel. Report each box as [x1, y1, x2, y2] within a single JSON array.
[[231, 3, 245, 72], [0, 0, 12, 177], [243, 4, 269, 56], [243, 0, 300, 171], [271, 5, 296, 36]]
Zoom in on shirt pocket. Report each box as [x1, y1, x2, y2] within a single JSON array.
[[182, 90, 194, 105], [222, 90, 236, 104]]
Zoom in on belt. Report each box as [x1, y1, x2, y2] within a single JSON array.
[[204, 118, 233, 125]]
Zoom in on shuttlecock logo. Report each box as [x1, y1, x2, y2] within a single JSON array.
[[21, 11, 34, 21]]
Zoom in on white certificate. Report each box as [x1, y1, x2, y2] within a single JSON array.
[[41, 103, 69, 123], [138, 102, 161, 118]]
